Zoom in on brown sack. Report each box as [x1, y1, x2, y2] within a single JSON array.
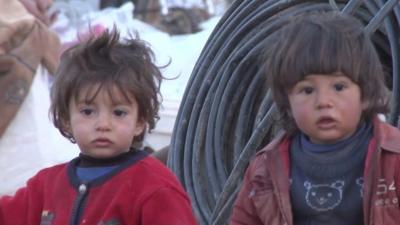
[[0, 0, 60, 137]]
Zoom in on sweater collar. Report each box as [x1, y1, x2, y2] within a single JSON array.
[[78, 149, 137, 167], [297, 121, 371, 154], [261, 116, 400, 154]]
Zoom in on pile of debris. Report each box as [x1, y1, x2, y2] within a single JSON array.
[[100, 0, 226, 35]]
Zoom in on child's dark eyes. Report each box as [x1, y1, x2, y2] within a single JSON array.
[[80, 108, 93, 116], [301, 87, 314, 94], [334, 83, 345, 91], [114, 109, 127, 117]]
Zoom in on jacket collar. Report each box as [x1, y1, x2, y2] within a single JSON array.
[[257, 130, 287, 154], [373, 116, 400, 153]]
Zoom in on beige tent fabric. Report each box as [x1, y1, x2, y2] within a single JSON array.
[[0, 0, 60, 137], [0, 0, 34, 49]]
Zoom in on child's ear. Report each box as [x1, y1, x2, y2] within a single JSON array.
[[133, 119, 146, 136], [62, 119, 71, 132], [62, 120, 76, 143]]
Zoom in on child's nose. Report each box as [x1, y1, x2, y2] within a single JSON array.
[[315, 91, 333, 109], [96, 113, 111, 131]]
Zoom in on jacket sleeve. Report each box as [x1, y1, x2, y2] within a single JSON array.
[[0, 175, 43, 225], [141, 187, 199, 225], [230, 163, 263, 225]]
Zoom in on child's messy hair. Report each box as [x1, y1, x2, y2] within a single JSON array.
[[50, 28, 165, 145], [262, 11, 389, 133]]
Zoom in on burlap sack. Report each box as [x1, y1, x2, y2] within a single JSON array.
[[0, 0, 60, 137]]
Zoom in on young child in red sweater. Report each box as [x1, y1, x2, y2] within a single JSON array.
[[0, 28, 198, 225], [231, 11, 400, 225]]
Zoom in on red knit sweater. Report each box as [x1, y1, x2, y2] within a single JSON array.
[[0, 151, 198, 225]]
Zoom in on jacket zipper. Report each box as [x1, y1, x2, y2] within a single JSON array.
[[70, 183, 89, 225]]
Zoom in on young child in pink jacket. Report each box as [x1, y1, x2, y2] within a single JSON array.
[[231, 11, 400, 225]]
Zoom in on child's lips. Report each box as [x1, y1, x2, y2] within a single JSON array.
[[316, 117, 336, 129], [92, 138, 112, 147]]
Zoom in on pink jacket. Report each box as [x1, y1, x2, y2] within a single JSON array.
[[231, 118, 400, 225]]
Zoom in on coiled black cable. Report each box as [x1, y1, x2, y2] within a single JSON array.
[[168, 1, 400, 225]]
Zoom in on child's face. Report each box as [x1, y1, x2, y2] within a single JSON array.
[[68, 84, 145, 158], [288, 74, 366, 144]]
